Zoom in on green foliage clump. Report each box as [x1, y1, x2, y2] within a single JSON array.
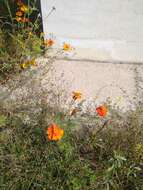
[[0, 112, 96, 190], [0, 105, 143, 190], [0, 0, 43, 83]]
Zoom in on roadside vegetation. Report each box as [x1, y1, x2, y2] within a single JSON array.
[[0, 1, 143, 190], [0, 96, 143, 190], [0, 0, 43, 83]]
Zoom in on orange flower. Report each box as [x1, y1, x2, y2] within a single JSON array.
[[44, 39, 54, 47], [63, 43, 72, 51], [16, 11, 23, 17], [21, 17, 30, 23], [47, 123, 64, 141], [72, 91, 82, 101], [16, 17, 22, 22], [96, 105, 108, 117], [20, 5, 29, 12]]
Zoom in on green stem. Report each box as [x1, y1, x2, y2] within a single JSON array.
[[5, 0, 14, 26], [95, 120, 109, 136]]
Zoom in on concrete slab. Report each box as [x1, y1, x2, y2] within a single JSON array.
[[41, 58, 143, 111], [0, 58, 143, 112]]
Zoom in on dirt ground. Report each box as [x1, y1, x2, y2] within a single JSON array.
[[0, 57, 143, 112]]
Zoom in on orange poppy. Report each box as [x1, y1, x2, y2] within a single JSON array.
[[63, 43, 72, 51], [44, 39, 54, 47], [16, 11, 23, 17], [47, 123, 64, 141], [72, 91, 82, 101], [96, 105, 108, 117]]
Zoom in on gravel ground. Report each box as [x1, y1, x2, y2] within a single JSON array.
[[0, 57, 143, 112]]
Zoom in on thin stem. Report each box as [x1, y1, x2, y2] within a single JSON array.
[[5, 0, 14, 26], [95, 120, 109, 136]]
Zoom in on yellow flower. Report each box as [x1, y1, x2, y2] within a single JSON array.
[[16, 11, 23, 17], [20, 63, 28, 69], [20, 59, 37, 69], [29, 59, 37, 66], [63, 43, 72, 51], [20, 5, 29, 13], [72, 91, 82, 101]]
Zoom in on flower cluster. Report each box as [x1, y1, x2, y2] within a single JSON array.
[[44, 39, 55, 47], [20, 58, 37, 69], [20, 37, 73, 69], [44, 38, 73, 51], [15, 0, 29, 23], [46, 91, 108, 141], [71, 91, 108, 117]]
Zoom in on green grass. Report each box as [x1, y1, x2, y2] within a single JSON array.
[[0, 106, 143, 190]]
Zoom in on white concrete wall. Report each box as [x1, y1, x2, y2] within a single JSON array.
[[41, 0, 143, 62]]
